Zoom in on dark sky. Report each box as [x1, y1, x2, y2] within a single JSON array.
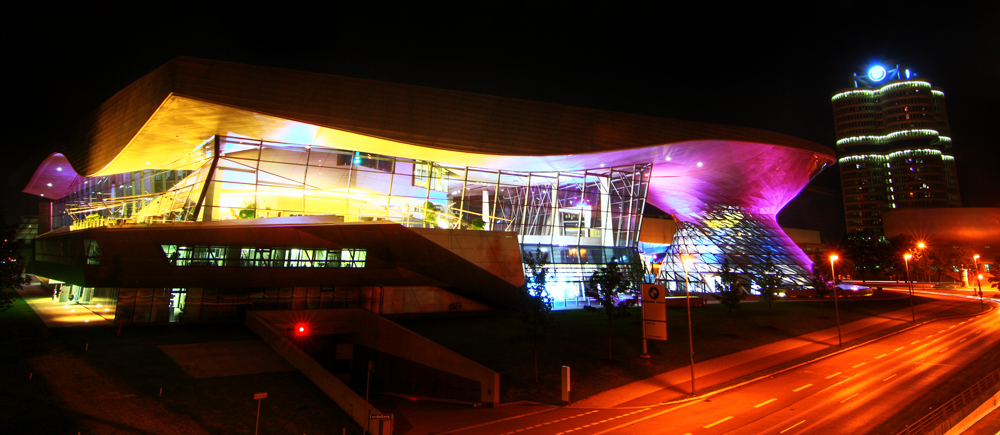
[[4, 4, 998, 233]]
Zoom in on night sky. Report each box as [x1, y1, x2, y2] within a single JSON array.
[[4, 4, 998, 238]]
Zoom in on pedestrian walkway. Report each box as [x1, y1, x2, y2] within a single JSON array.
[[16, 284, 113, 327], [569, 297, 969, 408]]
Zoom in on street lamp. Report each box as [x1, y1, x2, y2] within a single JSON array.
[[974, 255, 983, 310], [830, 255, 842, 346], [904, 253, 915, 322], [681, 254, 697, 396], [917, 242, 927, 283]]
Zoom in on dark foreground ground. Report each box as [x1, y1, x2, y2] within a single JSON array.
[[1, 288, 994, 434]]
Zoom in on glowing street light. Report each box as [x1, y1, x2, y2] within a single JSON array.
[[904, 253, 916, 322], [974, 255, 984, 310], [830, 255, 842, 346], [680, 254, 697, 396]]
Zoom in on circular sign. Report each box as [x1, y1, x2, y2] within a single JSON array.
[[647, 286, 660, 300], [868, 65, 887, 82]]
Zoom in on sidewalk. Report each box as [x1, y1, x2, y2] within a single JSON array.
[[569, 297, 963, 408], [16, 284, 114, 327]]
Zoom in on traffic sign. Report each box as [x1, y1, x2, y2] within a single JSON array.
[[253, 392, 268, 400]]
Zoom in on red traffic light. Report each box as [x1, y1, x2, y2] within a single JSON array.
[[294, 323, 308, 336]]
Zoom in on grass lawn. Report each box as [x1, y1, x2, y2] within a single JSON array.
[[397, 295, 951, 404]]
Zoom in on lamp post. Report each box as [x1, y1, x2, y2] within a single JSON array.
[[974, 255, 983, 310], [917, 242, 927, 283], [904, 253, 915, 322], [830, 255, 842, 346], [681, 254, 697, 396]]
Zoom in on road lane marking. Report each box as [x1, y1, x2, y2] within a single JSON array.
[[911, 340, 921, 344], [793, 384, 813, 392], [938, 330, 946, 333], [960, 338, 968, 343], [853, 362, 867, 368], [876, 354, 887, 359], [939, 348, 948, 353], [916, 359, 925, 365], [832, 375, 856, 387], [754, 398, 777, 408], [949, 325, 957, 329], [780, 420, 806, 433], [704, 416, 733, 428], [826, 371, 842, 379], [841, 393, 859, 403], [894, 347, 905, 351], [976, 330, 982, 334], [883, 374, 897, 381], [926, 335, 934, 339]]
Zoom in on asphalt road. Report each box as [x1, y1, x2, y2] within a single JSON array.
[[455, 290, 999, 435]]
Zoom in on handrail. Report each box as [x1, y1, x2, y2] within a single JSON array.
[[896, 367, 1000, 435]]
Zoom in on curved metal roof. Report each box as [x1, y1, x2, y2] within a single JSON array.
[[25, 57, 834, 220], [50, 57, 831, 176]]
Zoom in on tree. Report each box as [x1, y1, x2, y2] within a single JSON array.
[[754, 257, 784, 327], [927, 241, 975, 282], [989, 254, 1000, 291], [515, 249, 554, 382], [712, 259, 746, 334], [810, 265, 835, 317], [584, 261, 633, 362], [844, 235, 887, 281], [1, 214, 29, 312]]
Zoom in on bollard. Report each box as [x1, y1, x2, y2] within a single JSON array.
[[30, 373, 33, 380], [85, 343, 89, 352], [159, 388, 163, 397]]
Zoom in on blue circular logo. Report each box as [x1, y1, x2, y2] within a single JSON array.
[[868, 65, 887, 82]]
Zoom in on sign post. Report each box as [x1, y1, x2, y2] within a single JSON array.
[[253, 392, 267, 435], [370, 413, 393, 434], [561, 365, 571, 403], [641, 283, 668, 358]]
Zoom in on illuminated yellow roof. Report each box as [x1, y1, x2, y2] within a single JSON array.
[[57, 57, 831, 177]]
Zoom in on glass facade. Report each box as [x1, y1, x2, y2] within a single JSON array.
[[52, 135, 652, 306], [656, 205, 812, 293]]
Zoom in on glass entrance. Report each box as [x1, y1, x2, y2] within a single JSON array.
[[168, 288, 187, 323]]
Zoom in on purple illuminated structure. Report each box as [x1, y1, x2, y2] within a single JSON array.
[[22, 57, 833, 312]]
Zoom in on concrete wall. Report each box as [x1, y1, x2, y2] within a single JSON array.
[[381, 285, 491, 314], [246, 311, 388, 434], [638, 217, 676, 244], [411, 228, 525, 287], [251, 308, 500, 406]]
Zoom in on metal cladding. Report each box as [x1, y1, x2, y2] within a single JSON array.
[[25, 57, 835, 292]]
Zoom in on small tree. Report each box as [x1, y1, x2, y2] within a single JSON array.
[[516, 249, 554, 382], [754, 257, 784, 327], [712, 259, 746, 334], [584, 261, 633, 362], [810, 265, 834, 317], [622, 251, 649, 304], [1, 214, 29, 312]]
